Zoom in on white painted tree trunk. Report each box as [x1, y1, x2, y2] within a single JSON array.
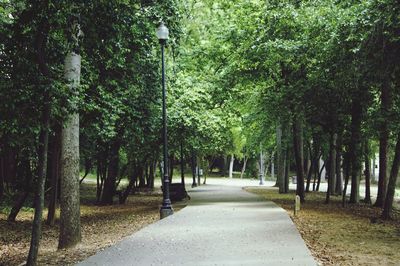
[[229, 154, 234, 178], [59, 52, 81, 249]]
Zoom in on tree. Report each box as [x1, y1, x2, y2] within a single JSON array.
[[59, 14, 82, 249]]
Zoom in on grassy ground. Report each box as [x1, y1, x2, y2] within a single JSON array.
[[246, 187, 400, 265], [0, 183, 186, 266]]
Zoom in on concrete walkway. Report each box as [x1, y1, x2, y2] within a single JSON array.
[[78, 181, 316, 266]]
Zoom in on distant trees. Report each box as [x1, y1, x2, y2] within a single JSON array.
[[175, 0, 400, 218]]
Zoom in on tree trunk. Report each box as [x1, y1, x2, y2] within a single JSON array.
[[228, 154, 234, 178], [197, 156, 201, 185], [326, 133, 337, 203], [120, 166, 140, 204], [148, 161, 155, 189], [316, 160, 325, 191], [276, 124, 283, 189], [259, 146, 264, 185], [59, 50, 81, 249], [27, 92, 50, 265], [27, 8, 51, 264], [46, 124, 61, 226], [293, 115, 305, 202], [191, 149, 197, 187], [349, 97, 362, 204], [180, 141, 185, 185], [271, 152, 275, 180], [335, 134, 343, 195], [342, 152, 351, 207], [240, 157, 248, 179], [364, 141, 372, 204], [101, 140, 120, 204], [381, 133, 400, 219], [375, 81, 391, 207], [284, 147, 290, 193]]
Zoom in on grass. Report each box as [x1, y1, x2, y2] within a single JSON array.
[[246, 187, 400, 265]]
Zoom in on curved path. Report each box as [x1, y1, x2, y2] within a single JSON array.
[[78, 180, 316, 265]]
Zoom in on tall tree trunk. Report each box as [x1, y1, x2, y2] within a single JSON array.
[[326, 133, 337, 203], [335, 134, 343, 195], [59, 24, 82, 248], [293, 115, 305, 202], [180, 141, 185, 185], [101, 140, 120, 204], [120, 165, 140, 204], [271, 152, 275, 180], [27, 7, 51, 264], [259, 146, 264, 185], [27, 93, 50, 265], [381, 133, 400, 219], [276, 124, 283, 189], [240, 157, 248, 179], [46, 125, 61, 226], [197, 156, 201, 185], [375, 81, 391, 207], [364, 141, 372, 204], [349, 97, 362, 204], [228, 154, 234, 178], [316, 160, 325, 191], [191, 149, 197, 187], [341, 151, 351, 206], [284, 147, 290, 193]]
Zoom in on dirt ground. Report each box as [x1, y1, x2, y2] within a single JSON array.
[[0, 184, 180, 266], [247, 187, 400, 266]]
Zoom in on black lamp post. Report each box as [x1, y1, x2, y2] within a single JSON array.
[[157, 22, 173, 219]]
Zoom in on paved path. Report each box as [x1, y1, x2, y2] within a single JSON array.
[[78, 181, 316, 266]]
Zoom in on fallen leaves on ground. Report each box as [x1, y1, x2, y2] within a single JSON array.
[[247, 187, 400, 266], [0, 184, 185, 266]]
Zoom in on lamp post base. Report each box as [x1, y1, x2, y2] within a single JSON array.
[[160, 206, 174, 219]]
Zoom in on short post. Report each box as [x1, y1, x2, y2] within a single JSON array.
[[294, 195, 301, 216]]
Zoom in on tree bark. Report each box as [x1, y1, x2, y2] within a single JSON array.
[[101, 140, 120, 204], [349, 97, 362, 204], [375, 81, 391, 207], [326, 133, 337, 203], [293, 115, 305, 202], [180, 141, 185, 185], [381, 133, 400, 219], [335, 134, 343, 195], [27, 93, 50, 265], [259, 146, 264, 185], [191, 149, 197, 187], [284, 147, 290, 193], [316, 160, 325, 192], [364, 141, 372, 204], [240, 157, 248, 179], [46, 125, 61, 226], [228, 154, 234, 178], [276, 124, 283, 190], [59, 50, 81, 249]]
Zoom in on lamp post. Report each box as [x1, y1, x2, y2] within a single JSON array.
[[157, 22, 173, 219]]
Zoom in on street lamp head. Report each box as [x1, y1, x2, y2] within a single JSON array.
[[156, 22, 169, 42]]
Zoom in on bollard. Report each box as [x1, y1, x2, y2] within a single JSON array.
[[294, 195, 301, 216]]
